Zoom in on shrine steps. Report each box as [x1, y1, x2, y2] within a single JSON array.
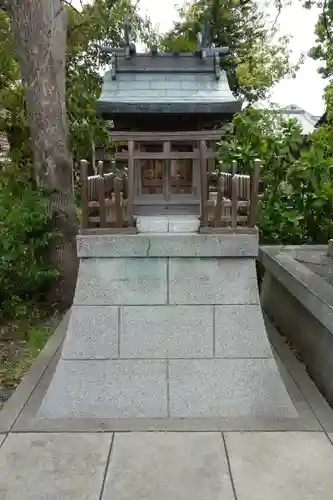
[[37, 233, 297, 423]]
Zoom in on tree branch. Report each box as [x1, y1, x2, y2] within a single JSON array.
[[322, 0, 332, 44], [61, 0, 80, 15]]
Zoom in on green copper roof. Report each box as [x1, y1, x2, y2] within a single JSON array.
[[96, 52, 241, 116]]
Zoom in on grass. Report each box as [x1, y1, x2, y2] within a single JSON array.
[[0, 310, 61, 395], [0, 325, 51, 388]]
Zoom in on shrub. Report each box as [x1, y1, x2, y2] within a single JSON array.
[[218, 108, 333, 244], [259, 150, 333, 244], [0, 174, 58, 319]]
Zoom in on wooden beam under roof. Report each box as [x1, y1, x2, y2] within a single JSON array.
[[107, 130, 224, 142]]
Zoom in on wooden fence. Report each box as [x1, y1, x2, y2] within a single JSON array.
[[201, 159, 262, 232], [79, 144, 262, 233], [80, 160, 135, 232]]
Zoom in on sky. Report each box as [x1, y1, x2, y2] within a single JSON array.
[[73, 0, 327, 116]]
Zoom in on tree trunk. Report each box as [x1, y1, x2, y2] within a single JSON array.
[[10, 0, 78, 307]]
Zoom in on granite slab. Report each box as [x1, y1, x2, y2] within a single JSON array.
[[73, 258, 167, 305], [37, 359, 168, 419], [77, 233, 258, 258], [61, 306, 119, 359], [214, 305, 273, 358], [120, 305, 213, 358], [169, 258, 260, 304], [169, 358, 297, 418]]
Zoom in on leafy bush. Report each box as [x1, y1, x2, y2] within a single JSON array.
[[219, 108, 333, 244], [259, 149, 333, 244], [0, 173, 58, 319]]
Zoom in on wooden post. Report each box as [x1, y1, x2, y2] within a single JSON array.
[[97, 176, 106, 227], [114, 177, 123, 227], [248, 159, 261, 227], [97, 160, 104, 176], [200, 140, 208, 226], [207, 140, 216, 174], [175, 172, 181, 194], [127, 140, 134, 225], [231, 175, 238, 229], [80, 159, 89, 229], [232, 160, 237, 175], [163, 141, 171, 201], [214, 175, 224, 228]]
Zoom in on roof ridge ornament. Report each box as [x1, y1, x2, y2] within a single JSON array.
[[196, 20, 210, 59], [99, 16, 230, 80]]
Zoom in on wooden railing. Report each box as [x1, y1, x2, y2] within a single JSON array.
[[79, 135, 262, 233], [80, 160, 135, 232], [201, 160, 262, 232]]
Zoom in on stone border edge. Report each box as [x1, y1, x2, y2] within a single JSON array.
[[0, 311, 69, 433], [77, 233, 259, 259], [259, 246, 333, 334], [264, 315, 333, 433]]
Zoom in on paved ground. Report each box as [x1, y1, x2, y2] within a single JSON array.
[[1, 431, 333, 500], [1, 315, 333, 499]]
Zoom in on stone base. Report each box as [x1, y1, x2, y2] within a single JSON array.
[[38, 357, 296, 419], [136, 215, 200, 233], [38, 250, 297, 421]]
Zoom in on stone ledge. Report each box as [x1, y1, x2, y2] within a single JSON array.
[[77, 233, 259, 258], [328, 240, 333, 258], [259, 246, 333, 334]]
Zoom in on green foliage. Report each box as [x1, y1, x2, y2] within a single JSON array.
[[0, 1, 156, 168], [218, 108, 304, 175], [0, 168, 58, 319], [218, 109, 333, 244], [160, 0, 301, 104]]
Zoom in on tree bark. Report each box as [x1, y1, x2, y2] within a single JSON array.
[[10, 0, 78, 307]]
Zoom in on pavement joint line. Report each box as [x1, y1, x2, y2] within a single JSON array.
[[10, 428, 327, 434], [213, 305, 216, 357], [98, 433, 114, 500], [222, 432, 239, 500], [117, 306, 121, 358], [166, 257, 170, 304], [72, 302, 261, 307], [166, 360, 170, 417], [60, 356, 274, 361]]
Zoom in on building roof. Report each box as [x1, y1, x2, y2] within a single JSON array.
[[96, 52, 241, 116], [277, 104, 321, 134]]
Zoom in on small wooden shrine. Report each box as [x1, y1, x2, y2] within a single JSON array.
[[80, 18, 261, 232]]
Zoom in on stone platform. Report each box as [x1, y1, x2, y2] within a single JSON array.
[[37, 233, 296, 423], [1, 313, 333, 499]]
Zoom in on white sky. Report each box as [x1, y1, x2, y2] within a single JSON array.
[[73, 0, 327, 116]]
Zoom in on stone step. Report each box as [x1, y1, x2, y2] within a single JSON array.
[[37, 358, 297, 419], [73, 257, 260, 306], [77, 232, 258, 259], [136, 215, 200, 233], [61, 304, 273, 360]]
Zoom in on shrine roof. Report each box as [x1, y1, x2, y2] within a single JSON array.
[[96, 52, 242, 115]]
